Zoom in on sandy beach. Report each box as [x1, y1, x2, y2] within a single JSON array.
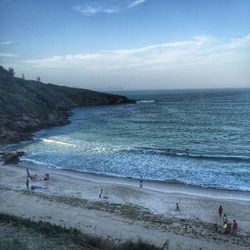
[[1, 161, 250, 250]]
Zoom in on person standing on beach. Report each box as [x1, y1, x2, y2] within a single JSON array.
[[176, 203, 181, 213], [139, 176, 143, 188], [232, 220, 238, 236], [26, 168, 31, 178], [218, 205, 223, 217], [26, 178, 29, 190], [99, 188, 103, 199]]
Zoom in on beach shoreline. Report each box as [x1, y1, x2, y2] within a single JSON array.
[[1, 161, 250, 250], [20, 159, 250, 201]]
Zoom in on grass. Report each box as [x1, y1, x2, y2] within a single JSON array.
[[0, 213, 162, 250], [0, 238, 28, 250]]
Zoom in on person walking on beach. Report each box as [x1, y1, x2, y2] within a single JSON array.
[[99, 188, 103, 199], [232, 220, 238, 236], [26, 178, 29, 190], [139, 176, 143, 188], [218, 205, 223, 217], [176, 203, 181, 213]]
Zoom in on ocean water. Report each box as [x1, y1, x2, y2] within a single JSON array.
[[2, 89, 250, 191]]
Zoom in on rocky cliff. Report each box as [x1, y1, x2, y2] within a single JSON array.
[[0, 66, 133, 144]]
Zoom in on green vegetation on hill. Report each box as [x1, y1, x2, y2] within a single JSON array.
[[0, 213, 161, 250], [0, 66, 133, 144]]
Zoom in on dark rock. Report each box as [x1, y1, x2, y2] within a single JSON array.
[[0, 151, 25, 165]]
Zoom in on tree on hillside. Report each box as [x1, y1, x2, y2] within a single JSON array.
[[22, 73, 25, 80], [8, 67, 15, 77], [36, 76, 40, 81]]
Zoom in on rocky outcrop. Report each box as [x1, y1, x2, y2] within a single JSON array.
[[0, 66, 134, 144], [0, 151, 24, 164]]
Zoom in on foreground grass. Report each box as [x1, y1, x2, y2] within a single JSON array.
[[0, 213, 161, 250]]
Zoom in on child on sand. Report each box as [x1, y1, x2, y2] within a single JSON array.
[[103, 191, 109, 199], [223, 223, 228, 234], [223, 213, 228, 224]]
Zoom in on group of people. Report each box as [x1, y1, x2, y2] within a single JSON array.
[[97, 176, 238, 238], [98, 175, 144, 200], [25, 168, 49, 191], [218, 205, 238, 236], [138, 177, 239, 237], [26, 178, 36, 191]]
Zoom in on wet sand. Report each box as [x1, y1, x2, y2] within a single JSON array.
[[0, 161, 250, 250]]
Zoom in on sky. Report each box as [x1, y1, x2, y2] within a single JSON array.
[[0, 0, 249, 90]]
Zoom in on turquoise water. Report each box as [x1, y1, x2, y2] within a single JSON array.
[[2, 89, 250, 190]]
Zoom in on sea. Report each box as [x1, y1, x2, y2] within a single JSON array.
[[1, 88, 250, 191]]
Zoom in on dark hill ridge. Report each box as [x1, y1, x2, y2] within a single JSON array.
[[0, 66, 134, 145]]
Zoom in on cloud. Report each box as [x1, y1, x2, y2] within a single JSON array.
[[0, 53, 18, 57], [0, 41, 13, 46], [128, 0, 146, 8], [12, 34, 250, 90], [74, 0, 147, 16], [0, 42, 16, 58], [73, 5, 119, 16], [22, 34, 250, 70]]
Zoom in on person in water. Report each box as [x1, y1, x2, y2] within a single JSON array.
[[185, 149, 190, 157], [218, 205, 223, 217], [139, 176, 143, 188]]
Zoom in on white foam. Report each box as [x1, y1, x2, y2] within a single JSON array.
[[137, 100, 155, 103], [41, 138, 76, 148]]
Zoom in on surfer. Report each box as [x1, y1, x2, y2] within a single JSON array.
[[185, 148, 190, 157]]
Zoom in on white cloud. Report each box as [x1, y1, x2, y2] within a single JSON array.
[[128, 0, 146, 8], [0, 53, 18, 57], [13, 34, 250, 89], [73, 5, 119, 16], [0, 41, 13, 46], [74, 0, 147, 16], [23, 34, 250, 70]]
